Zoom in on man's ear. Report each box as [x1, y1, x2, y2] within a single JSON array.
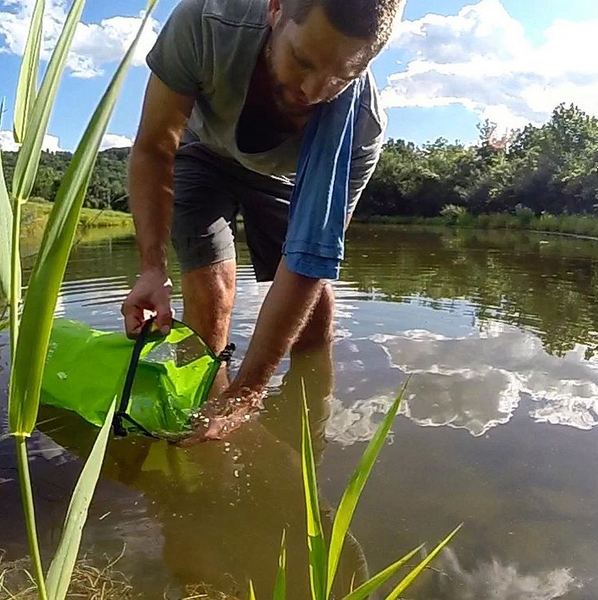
[[268, 0, 283, 28]]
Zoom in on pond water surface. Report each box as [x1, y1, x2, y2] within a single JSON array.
[[1, 225, 598, 599]]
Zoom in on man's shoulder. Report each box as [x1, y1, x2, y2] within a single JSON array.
[[357, 70, 387, 141], [176, 0, 268, 30]]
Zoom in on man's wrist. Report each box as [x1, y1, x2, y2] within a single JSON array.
[[140, 264, 168, 277], [139, 246, 168, 275]]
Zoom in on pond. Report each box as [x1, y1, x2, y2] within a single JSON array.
[[1, 224, 598, 599]]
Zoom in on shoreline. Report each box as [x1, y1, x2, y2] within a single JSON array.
[[20, 202, 598, 245], [353, 213, 598, 242], [21, 201, 134, 238]]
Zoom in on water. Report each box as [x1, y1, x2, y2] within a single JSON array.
[[2, 224, 598, 599]]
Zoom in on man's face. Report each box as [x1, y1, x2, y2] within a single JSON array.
[[266, 3, 371, 116]]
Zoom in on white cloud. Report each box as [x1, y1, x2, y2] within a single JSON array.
[[0, 130, 19, 152], [383, 0, 598, 133], [0, 129, 62, 152], [100, 133, 133, 151], [0, 0, 159, 78]]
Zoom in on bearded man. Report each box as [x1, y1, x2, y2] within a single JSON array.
[[121, 0, 404, 439]]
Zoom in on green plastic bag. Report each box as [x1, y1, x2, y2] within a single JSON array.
[[41, 318, 229, 438]]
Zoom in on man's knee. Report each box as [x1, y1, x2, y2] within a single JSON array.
[[181, 260, 236, 353], [183, 260, 235, 304]]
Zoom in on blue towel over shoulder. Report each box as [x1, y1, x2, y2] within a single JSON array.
[[283, 78, 366, 280]]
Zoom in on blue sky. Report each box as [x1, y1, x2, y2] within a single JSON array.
[[1, 0, 598, 151]]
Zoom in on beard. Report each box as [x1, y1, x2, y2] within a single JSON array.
[[264, 36, 315, 118]]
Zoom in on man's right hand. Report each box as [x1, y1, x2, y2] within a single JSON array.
[[121, 270, 174, 338]]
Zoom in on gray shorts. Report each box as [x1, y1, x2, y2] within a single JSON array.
[[172, 143, 293, 282]]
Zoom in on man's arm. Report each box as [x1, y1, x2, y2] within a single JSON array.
[[122, 75, 194, 337], [189, 258, 324, 442], [228, 259, 324, 393], [346, 73, 386, 225]]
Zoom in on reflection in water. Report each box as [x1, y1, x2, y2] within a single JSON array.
[[3, 226, 598, 598], [343, 226, 598, 358], [328, 318, 598, 441], [435, 548, 579, 600]]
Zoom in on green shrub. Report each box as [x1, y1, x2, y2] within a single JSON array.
[[440, 203, 467, 225], [515, 205, 535, 228]]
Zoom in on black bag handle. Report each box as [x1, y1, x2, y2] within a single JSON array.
[[113, 317, 157, 437]]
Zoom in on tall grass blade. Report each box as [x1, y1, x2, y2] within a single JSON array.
[[12, 0, 86, 203], [384, 524, 463, 600], [1, 143, 22, 360], [273, 530, 287, 600], [342, 544, 424, 600], [45, 400, 116, 600], [300, 380, 327, 600], [249, 581, 257, 600], [13, 0, 45, 143], [8, 0, 158, 436], [15, 435, 49, 600], [0, 140, 12, 300], [326, 381, 408, 596]]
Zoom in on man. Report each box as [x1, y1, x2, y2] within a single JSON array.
[[121, 0, 402, 440]]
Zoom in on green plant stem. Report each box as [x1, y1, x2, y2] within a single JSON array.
[[10, 198, 21, 362], [15, 435, 49, 600]]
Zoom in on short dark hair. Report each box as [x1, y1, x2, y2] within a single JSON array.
[[282, 0, 404, 55]]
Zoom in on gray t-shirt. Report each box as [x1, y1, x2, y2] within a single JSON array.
[[146, 0, 387, 210]]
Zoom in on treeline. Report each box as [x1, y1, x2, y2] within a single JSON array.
[[1, 103, 597, 219], [357, 103, 598, 219], [1, 147, 129, 211]]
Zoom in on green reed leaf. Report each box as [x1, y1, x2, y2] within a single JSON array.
[[45, 400, 116, 600], [342, 544, 424, 600], [0, 140, 12, 299], [326, 381, 407, 597], [384, 524, 463, 600], [249, 580, 257, 600], [13, 0, 45, 144], [273, 530, 287, 600], [301, 380, 327, 600], [12, 0, 86, 204], [9, 0, 159, 436]]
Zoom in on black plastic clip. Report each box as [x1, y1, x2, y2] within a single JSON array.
[[218, 343, 236, 363]]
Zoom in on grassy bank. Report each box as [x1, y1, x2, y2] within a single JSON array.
[[21, 199, 133, 237], [356, 211, 598, 239], [22, 200, 598, 242]]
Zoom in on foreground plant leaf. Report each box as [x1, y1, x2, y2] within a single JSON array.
[[0, 100, 22, 362], [45, 400, 116, 600], [12, 0, 87, 204], [301, 380, 327, 600], [326, 381, 407, 596], [249, 580, 257, 600], [273, 530, 287, 600], [0, 139, 12, 301], [342, 544, 424, 600], [9, 0, 159, 436], [384, 523, 463, 600], [13, 0, 45, 144]]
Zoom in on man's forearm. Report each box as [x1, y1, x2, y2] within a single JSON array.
[[229, 258, 323, 394], [128, 144, 175, 273]]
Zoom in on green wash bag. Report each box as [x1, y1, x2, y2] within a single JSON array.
[[41, 318, 234, 439]]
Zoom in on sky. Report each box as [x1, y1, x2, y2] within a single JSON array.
[[1, 0, 598, 152]]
